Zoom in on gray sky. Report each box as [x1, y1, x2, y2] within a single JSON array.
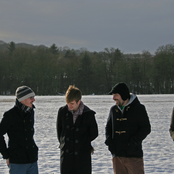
[[0, 0, 174, 54]]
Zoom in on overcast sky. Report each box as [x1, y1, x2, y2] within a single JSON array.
[[0, 0, 174, 54]]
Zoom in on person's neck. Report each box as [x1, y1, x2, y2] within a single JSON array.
[[122, 98, 129, 106]]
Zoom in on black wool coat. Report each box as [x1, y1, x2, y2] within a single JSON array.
[[56, 105, 98, 174], [0, 100, 38, 164], [105, 94, 151, 158], [169, 107, 174, 140]]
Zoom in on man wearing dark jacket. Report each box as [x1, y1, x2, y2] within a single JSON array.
[[169, 108, 174, 140], [105, 82, 151, 174], [0, 86, 38, 174], [56, 85, 98, 174]]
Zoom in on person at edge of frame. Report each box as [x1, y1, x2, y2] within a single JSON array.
[[105, 82, 151, 174], [169, 108, 174, 141], [56, 85, 98, 174], [0, 86, 39, 174]]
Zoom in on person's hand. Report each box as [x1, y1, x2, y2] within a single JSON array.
[[91, 146, 95, 155], [6, 159, 9, 166]]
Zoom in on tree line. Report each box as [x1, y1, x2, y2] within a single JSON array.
[[0, 42, 174, 95]]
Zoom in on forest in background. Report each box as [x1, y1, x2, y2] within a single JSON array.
[[0, 41, 174, 95]]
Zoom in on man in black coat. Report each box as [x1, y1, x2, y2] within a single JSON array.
[[169, 108, 174, 140], [0, 86, 38, 174], [56, 85, 98, 174], [105, 82, 151, 174]]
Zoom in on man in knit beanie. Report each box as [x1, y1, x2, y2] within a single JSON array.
[[105, 82, 151, 174], [0, 86, 38, 174]]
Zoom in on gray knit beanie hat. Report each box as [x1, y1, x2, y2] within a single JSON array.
[[15, 86, 35, 102]]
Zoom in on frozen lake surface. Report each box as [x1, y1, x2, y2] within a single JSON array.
[[0, 94, 174, 174]]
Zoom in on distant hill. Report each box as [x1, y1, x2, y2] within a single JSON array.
[[0, 40, 47, 50], [0, 40, 6, 45]]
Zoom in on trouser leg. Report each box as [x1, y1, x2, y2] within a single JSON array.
[[112, 157, 128, 174], [9, 162, 38, 174], [9, 163, 28, 174], [125, 157, 144, 174], [26, 161, 39, 174]]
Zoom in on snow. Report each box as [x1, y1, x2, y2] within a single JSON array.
[[0, 94, 174, 174]]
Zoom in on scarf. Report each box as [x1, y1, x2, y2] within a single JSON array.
[[69, 101, 85, 123], [15, 99, 33, 113]]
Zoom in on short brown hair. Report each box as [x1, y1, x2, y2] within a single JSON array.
[[65, 85, 82, 103]]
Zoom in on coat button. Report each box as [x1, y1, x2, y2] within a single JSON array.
[[75, 152, 78, 155], [66, 113, 69, 120], [75, 140, 78, 143], [76, 128, 79, 132]]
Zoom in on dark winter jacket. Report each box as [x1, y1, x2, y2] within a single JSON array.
[[0, 100, 38, 164], [169, 107, 174, 140], [105, 94, 151, 158], [56, 105, 98, 174]]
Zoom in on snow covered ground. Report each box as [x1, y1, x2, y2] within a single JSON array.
[[0, 94, 174, 174]]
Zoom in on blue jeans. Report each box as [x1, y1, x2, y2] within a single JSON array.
[[9, 161, 38, 174]]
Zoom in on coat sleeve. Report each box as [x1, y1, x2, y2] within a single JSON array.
[[56, 108, 63, 143], [129, 104, 151, 145], [0, 113, 11, 159], [105, 107, 113, 146], [89, 113, 98, 142], [169, 107, 174, 140]]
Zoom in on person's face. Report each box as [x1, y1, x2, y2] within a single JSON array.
[[67, 100, 81, 112], [113, 93, 124, 106], [21, 96, 35, 108]]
